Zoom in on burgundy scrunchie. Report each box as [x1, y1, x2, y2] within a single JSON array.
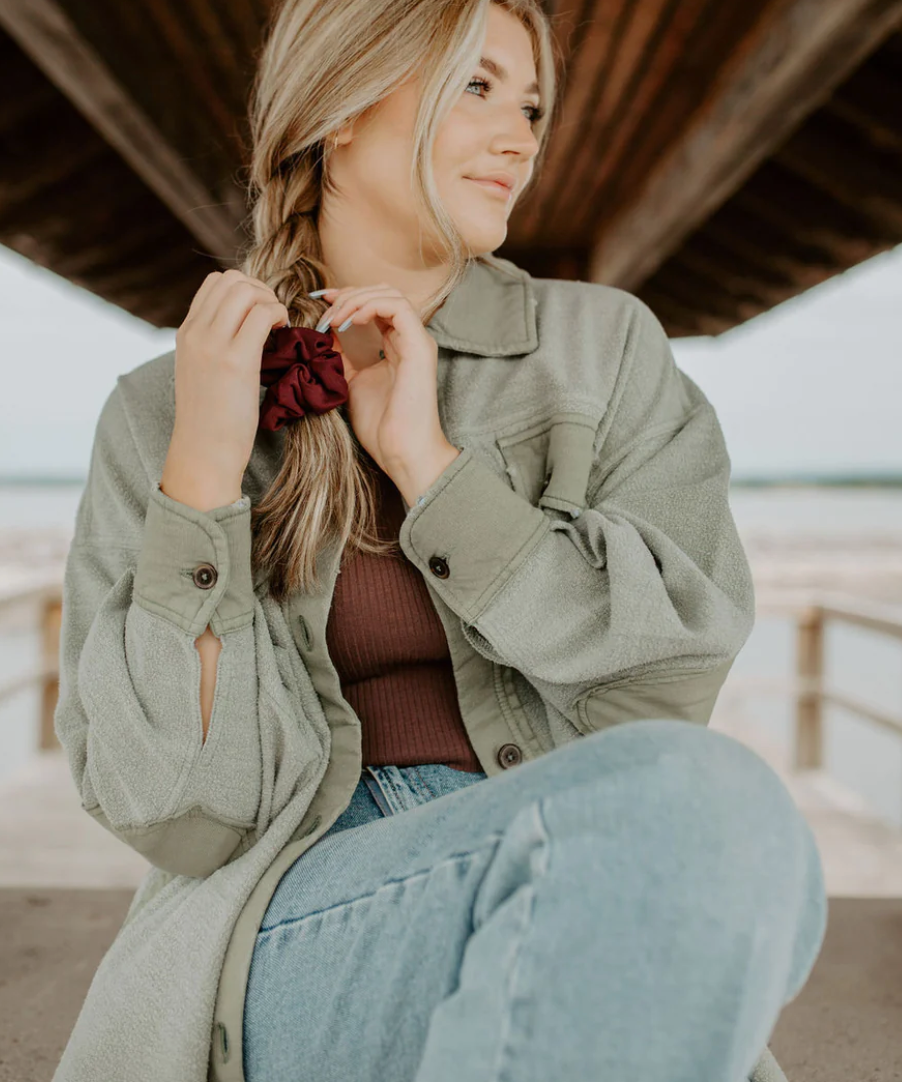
[[259, 324, 349, 432]]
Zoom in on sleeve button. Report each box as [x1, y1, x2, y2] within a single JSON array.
[[428, 556, 450, 579], [192, 563, 218, 589]]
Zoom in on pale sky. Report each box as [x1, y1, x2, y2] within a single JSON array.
[[0, 241, 899, 480]]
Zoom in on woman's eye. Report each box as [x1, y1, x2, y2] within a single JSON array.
[[465, 76, 543, 124]]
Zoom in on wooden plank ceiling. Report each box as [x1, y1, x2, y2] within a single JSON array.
[[0, 0, 899, 336]]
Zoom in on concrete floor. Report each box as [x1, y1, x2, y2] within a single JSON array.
[[0, 751, 150, 890]]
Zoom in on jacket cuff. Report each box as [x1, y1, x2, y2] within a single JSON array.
[[85, 802, 248, 878], [133, 481, 255, 638], [397, 446, 550, 622], [574, 658, 737, 734]]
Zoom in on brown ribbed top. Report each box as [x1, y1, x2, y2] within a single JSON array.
[[324, 463, 484, 773]]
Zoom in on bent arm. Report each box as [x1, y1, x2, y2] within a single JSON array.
[[397, 295, 755, 732], [55, 380, 324, 877]]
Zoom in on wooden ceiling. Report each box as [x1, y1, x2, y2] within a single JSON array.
[[0, 0, 899, 336]]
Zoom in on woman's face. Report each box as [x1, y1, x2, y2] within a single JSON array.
[[329, 3, 542, 260]]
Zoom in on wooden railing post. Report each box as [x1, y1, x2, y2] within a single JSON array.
[[795, 605, 824, 770], [40, 594, 63, 750]]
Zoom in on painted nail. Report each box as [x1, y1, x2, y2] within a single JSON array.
[[308, 289, 329, 297], [315, 317, 332, 332], [337, 317, 353, 332]]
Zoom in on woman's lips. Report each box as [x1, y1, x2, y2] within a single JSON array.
[[467, 177, 513, 198]]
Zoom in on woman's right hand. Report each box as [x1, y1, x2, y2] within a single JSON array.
[[161, 269, 290, 511]]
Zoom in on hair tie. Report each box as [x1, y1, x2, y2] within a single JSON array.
[[259, 324, 349, 432]]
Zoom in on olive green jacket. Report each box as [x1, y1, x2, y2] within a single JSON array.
[[52, 255, 784, 1082]]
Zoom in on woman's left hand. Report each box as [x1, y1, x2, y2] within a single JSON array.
[[311, 283, 460, 501]]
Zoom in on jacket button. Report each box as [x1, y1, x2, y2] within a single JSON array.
[[497, 743, 522, 768], [192, 563, 218, 589], [428, 556, 450, 579]]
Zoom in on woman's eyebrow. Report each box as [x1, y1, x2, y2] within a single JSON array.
[[478, 55, 540, 98]]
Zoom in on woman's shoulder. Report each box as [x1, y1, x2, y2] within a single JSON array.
[[97, 348, 177, 464], [65, 350, 178, 549], [84, 350, 178, 514], [488, 253, 660, 334], [529, 270, 663, 343], [505, 268, 677, 415], [115, 347, 177, 430]]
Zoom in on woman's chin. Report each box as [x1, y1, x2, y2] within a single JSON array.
[[458, 219, 508, 255]]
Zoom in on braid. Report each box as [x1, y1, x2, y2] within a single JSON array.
[[237, 148, 397, 603], [243, 169, 329, 327]]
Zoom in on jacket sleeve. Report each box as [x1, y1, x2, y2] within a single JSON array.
[[54, 381, 325, 878], [397, 295, 756, 733]]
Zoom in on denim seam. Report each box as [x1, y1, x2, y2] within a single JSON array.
[[365, 767, 400, 814], [408, 766, 436, 801], [492, 796, 552, 1082], [381, 768, 415, 814], [362, 769, 395, 818], [257, 834, 505, 935]]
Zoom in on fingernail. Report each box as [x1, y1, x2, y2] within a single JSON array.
[[337, 317, 353, 332], [315, 317, 332, 332], [308, 289, 329, 297]]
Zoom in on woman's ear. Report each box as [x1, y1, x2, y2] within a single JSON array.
[[332, 120, 355, 148]]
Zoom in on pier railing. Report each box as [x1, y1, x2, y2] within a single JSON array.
[[0, 581, 63, 751], [725, 589, 902, 770], [2, 582, 902, 770]]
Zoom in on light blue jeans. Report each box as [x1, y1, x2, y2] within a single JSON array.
[[243, 719, 828, 1082]]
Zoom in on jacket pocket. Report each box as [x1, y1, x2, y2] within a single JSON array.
[[496, 411, 598, 517]]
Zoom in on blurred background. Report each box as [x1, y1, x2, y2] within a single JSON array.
[[0, 2, 900, 1080]]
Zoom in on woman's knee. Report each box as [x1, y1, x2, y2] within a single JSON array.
[[572, 719, 814, 880], [585, 719, 790, 809]]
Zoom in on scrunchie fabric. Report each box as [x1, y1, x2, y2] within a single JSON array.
[[259, 324, 349, 431]]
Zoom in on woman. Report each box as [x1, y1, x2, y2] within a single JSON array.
[[52, 0, 828, 1080]]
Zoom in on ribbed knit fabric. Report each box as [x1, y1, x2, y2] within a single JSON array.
[[324, 462, 484, 773]]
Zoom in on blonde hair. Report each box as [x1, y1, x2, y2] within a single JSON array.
[[239, 0, 557, 603]]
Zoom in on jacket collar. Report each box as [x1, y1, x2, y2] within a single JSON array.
[[425, 255, 537, 357], [227, 255, 537, 403]]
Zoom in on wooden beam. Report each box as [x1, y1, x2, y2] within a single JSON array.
[[774, 112, 902, 233], [670, 236, 802, 302], [589, 0, 902, 290], [538, 0, 757, 244], [633, 284, 711, 334], [647, 258, 768, 325], [702, 213, 847, 284], [0, 0, 246, 261], [732, 159, 894, 254], [514, 0, 631, 240], [497, 245, 591, 280], [824, 62, 902, 157]]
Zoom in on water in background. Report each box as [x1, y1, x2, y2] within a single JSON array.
[[0, 486, 84, 530], [2, 483, 902, 829]]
